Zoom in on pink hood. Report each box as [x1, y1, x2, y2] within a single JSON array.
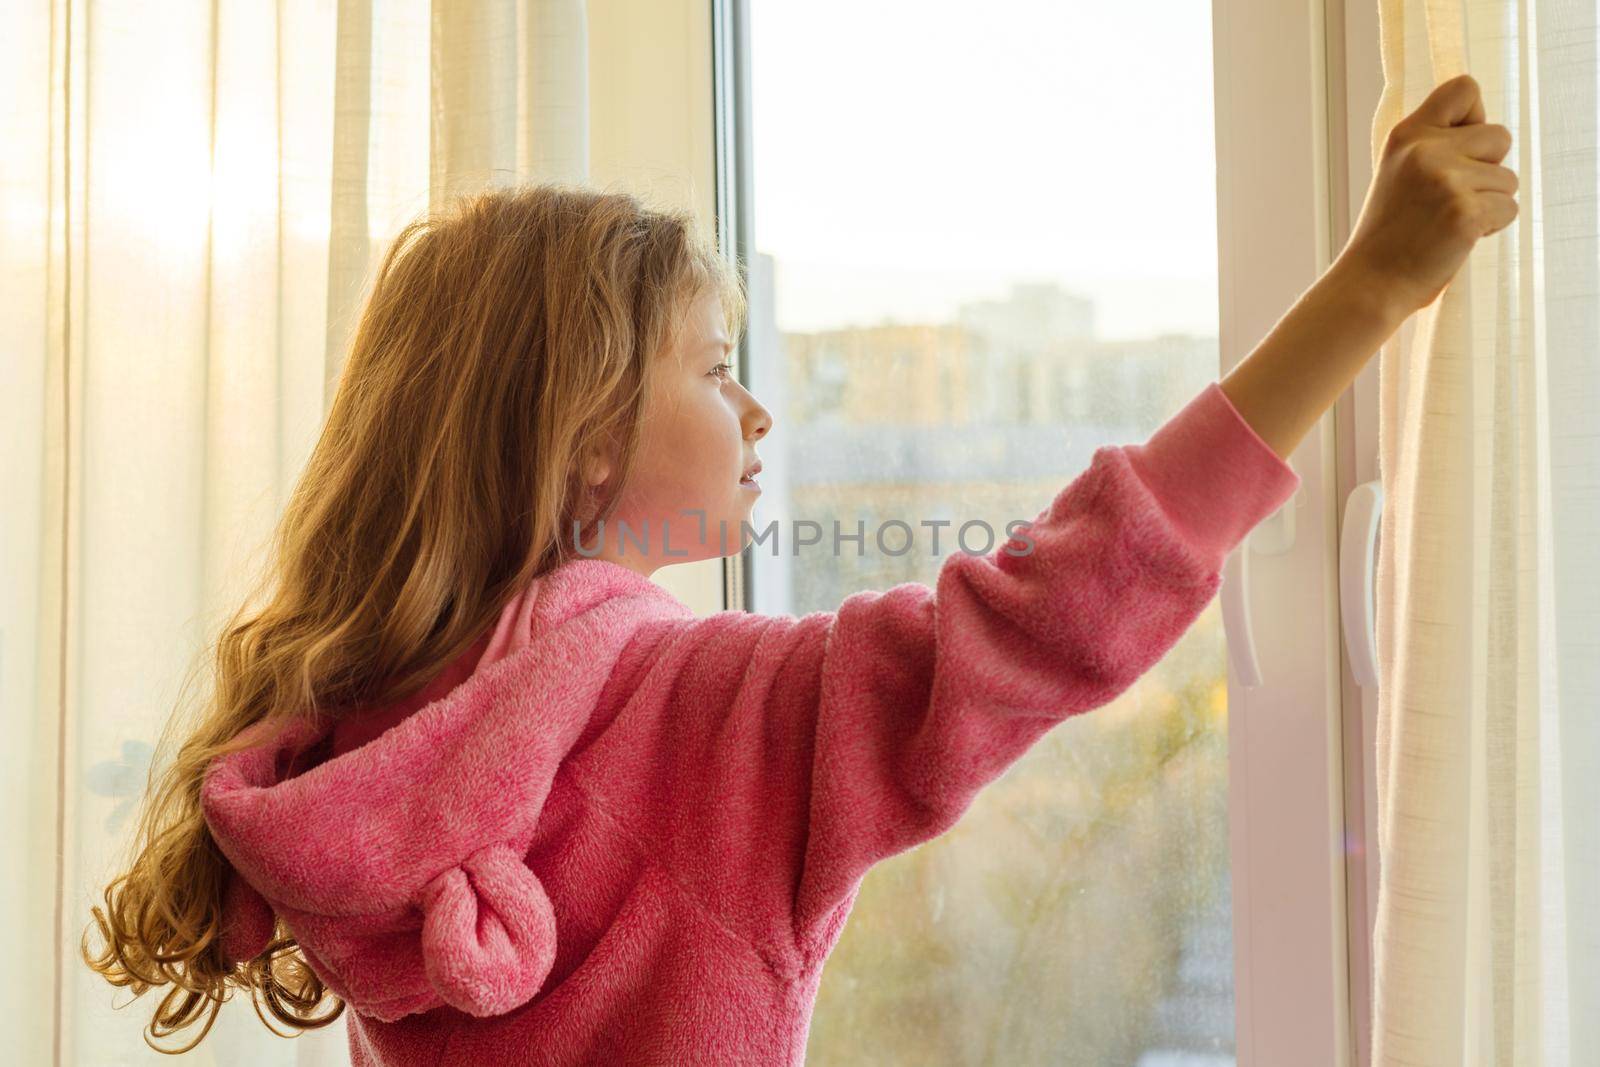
[[200, 560, 693, 1022]]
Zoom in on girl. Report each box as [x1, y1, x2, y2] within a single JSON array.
[[84, 73, 1515, 1065]]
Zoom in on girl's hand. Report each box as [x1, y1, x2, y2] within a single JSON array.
[[1334, 73, 1520, 316]]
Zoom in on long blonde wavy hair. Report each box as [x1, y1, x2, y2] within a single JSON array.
[[80, 182, 747, 1053]]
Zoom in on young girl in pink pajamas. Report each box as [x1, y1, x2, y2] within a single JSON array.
[[84, 73, 1515, 1065]]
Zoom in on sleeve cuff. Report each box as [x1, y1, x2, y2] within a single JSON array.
[[1122, 381, 1302, 571]]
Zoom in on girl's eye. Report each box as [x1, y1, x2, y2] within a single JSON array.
[[710, 360, 735, 382]]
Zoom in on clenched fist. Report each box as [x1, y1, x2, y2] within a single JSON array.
[[1336, 73, 1520, 315]]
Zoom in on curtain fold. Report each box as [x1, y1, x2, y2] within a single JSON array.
[[0, 1, 587, 1062], [1368, 1, 1598, 1064]]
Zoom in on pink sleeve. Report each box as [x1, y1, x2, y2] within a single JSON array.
[[579, 381, 1301, 971]]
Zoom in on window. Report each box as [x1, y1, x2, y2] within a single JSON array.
[[724, 2, 1247, 1063], [714, 1, 1358, 1062]]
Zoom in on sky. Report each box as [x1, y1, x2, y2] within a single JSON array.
[[748, 0, 1224, 340]]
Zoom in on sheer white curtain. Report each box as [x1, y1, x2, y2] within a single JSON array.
[[0, 1, 587, 1062], [1367, 1, 1598, 1064]]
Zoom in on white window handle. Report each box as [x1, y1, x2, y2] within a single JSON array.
[[1222, 544, 1263, 687], [1338, 479, 1383, 688], [1221, 480, 1303, 689]]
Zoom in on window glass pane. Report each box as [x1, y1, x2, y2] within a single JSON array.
[[744, 2, 1236, 1063]]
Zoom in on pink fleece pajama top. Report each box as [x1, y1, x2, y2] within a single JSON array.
[[200, 380, 1301, 1066]]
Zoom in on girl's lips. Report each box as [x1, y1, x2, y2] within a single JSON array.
[[739, 474, 761, 491]]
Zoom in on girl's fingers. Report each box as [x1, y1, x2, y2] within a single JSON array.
[[1460, 158, 1520, 195], [1442, 120, 1514, 164], [1475, 191, 1520, 236]]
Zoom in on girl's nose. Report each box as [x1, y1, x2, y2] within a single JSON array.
[[743, 393, 772, 440]]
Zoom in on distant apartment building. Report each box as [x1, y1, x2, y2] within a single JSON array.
[[765, 278, 1220, 611], [781, 280, 1213, 433]]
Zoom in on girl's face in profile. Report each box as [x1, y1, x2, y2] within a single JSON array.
[[585, 287, 772, 576]]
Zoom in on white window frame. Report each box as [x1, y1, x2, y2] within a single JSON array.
[[1211, 0, 1385, 1063], [586, 0, 727, 615], [1331, 2, 1394, 1065], [705, 0, 1384, 1063]]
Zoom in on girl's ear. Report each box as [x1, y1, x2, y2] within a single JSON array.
[[581, 448, 612, 491], [571, 452, 610, 525], [584, 417, 633, 488]]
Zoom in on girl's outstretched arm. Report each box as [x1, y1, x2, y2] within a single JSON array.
[[1220, 255, 1409, 462], [569, 380, 1300, 976]]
